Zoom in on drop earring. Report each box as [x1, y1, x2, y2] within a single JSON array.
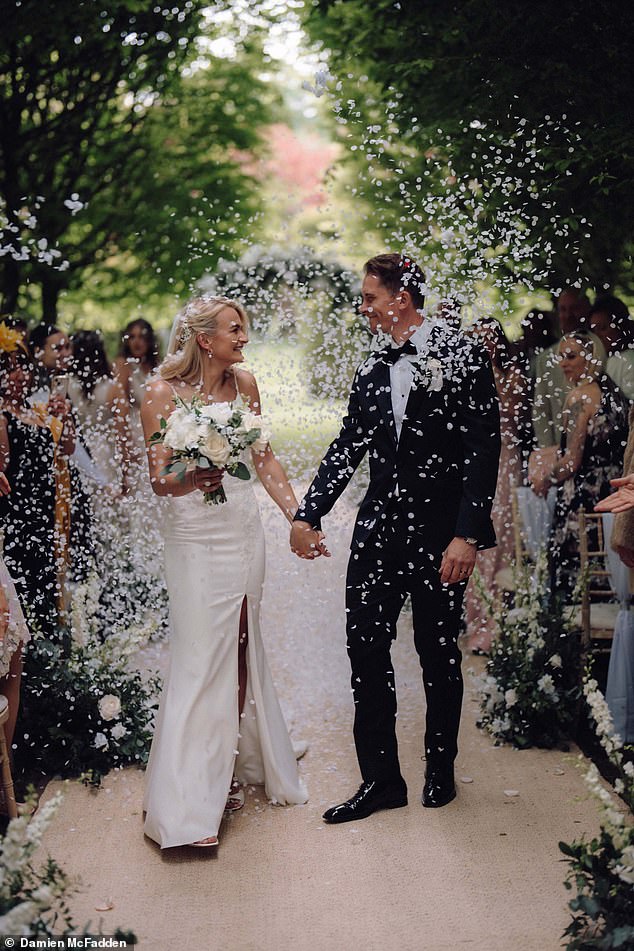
[[207, 349, 213, 359]]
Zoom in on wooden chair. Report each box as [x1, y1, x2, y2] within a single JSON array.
[[573, 510, 620, 655], [494, 488, 529, 594], [0, 694, 18, 819]]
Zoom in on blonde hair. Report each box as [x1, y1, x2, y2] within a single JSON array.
[[160, 296, 248, 384], [559, 330, 606, 379]]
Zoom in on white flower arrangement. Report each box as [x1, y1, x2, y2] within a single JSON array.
[[474, 553, 582, 749], [0, 792, 136, 939], [0, 793, 68, 936], [151, 394, 271, 504], [560, 676, 634, 946]]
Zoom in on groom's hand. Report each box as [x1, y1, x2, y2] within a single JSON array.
[[440, 537, 477, 585], [290, 520, 331, 559]]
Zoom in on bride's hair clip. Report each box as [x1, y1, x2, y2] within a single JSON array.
[[179, 315, 193, 344]]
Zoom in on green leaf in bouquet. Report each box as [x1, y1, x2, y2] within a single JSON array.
[[197, 456, 212, 468], [160, 417, 167, 429], [231, 461, 251, 481], [161, 460, 187, 480]]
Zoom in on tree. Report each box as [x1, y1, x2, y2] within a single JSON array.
[[0, 0, 274, 320], [303, 0, 634, 295]]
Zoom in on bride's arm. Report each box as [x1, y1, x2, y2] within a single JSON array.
[[237, 371, 299, 523], [141, 379, 223, 498]]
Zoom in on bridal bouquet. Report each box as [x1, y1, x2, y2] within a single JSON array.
[[150, 395, 271, 504]]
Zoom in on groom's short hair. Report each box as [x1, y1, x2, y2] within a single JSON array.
[[364, 253, 426, 310]]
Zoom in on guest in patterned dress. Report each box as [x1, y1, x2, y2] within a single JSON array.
[[531, 332, 628, 595], [0, 336, 76, 634]]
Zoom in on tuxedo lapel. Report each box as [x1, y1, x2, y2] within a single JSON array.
[[370, 358, 398, 447], [401, 325, 445, 433]]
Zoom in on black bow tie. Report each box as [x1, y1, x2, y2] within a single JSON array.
[[381, 340, 418, 364]]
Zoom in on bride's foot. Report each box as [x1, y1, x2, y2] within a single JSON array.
[[225, 779, 245, 812], [190, 835, 219, 848], [292, 739, 308, 761]]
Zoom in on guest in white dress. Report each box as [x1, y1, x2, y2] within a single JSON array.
[[69, 330, 131, 493], [141, 296, 308, 849], [113, 319, 160, 471]]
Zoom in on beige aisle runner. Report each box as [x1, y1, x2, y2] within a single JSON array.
[[35, 490, 613, 951]]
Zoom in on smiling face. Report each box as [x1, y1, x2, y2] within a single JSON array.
[[36, 331, 72, 373], [200, 306, 248, 365], [359, 273, 400, 336]]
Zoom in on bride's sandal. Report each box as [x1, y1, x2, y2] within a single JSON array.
[[224, 779, 245, 812], [190, 835, 218, 848]]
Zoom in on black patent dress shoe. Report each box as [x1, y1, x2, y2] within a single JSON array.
[[323, 780, 408, 824], [421, 766, 456, 808]]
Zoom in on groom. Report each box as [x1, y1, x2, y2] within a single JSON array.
[[290, 253, 501, 822]]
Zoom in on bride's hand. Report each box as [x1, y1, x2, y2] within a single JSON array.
[[192, 466, 224, 493]]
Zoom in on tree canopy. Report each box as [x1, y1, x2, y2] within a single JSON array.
[[0, 0, 275, 321], [303, 0, 634, 295]]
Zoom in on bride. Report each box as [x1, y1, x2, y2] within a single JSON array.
[[141, 296, 308, 849]]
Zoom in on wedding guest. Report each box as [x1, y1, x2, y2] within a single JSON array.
[[0, 471, 30, 764], [434, 298, 462, 328], [531, 332, 628, 594], [589, 296, 634, 400], [464, 318, 530, 652], [113, 319, 160, 466], [596, 406, 634, 566], [532, 288, 592, 449], [0, 332, 75, 634], [28, 322, 93, 582], [142, 296, 306, 849], [513, 307, 559, 381], [69, 330, 131, 492]]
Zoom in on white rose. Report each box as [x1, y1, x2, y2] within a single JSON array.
[[239, 410, 261, 432], [110, 722, 127, 741], [200, 402, 233, 426], [239, 411, 271, 451], [98, 694, 122, 721], [504, 688, 518, 707], [201, 429, 231, 467], [164, 409, 200, 450], [252, 425, 272, 453], [93, 731, 109, 750]]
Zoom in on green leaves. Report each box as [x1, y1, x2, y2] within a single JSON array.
[[228, 461, 251, 481]]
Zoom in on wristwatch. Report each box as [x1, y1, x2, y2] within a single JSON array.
[[461, 536, 478, 546]]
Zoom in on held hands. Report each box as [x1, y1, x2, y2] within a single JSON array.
[[439, 537, 477, 585], [290, 520, 331, 560], [594, 475, 634, 514]]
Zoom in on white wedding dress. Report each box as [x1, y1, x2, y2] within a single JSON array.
[[143, 400, 307, 848]]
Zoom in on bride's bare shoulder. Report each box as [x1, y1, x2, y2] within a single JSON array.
[[234, 367, 259, 402], [144, 376, 180, 412]]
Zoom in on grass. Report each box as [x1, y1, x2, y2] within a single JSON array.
[[244, 337, 349, 480]]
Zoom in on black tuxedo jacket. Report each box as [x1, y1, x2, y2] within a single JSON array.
[[296, 322, 501, 554]]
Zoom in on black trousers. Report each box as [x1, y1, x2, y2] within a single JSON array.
[[345, 502, 466, 786]]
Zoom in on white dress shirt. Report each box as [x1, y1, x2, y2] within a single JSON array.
[[389, 319, 436, 441]]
